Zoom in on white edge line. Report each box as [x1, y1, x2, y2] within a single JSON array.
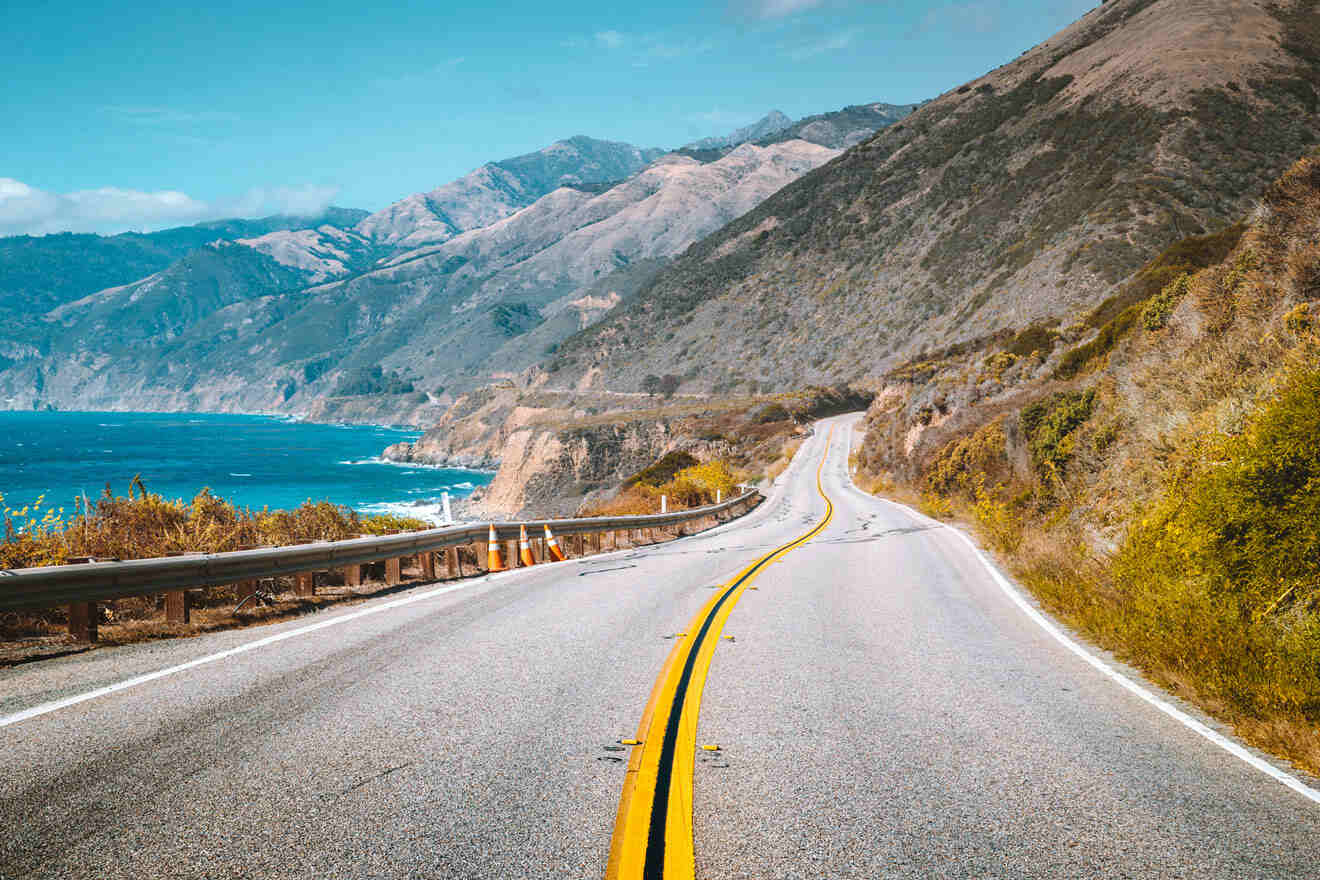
[[835, 419, 1320, 806], [0, 562, 559, 729], [2, 499, 775, 730]]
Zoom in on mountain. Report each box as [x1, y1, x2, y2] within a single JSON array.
[[676, 103, 917, 163], [683, 110, 794, 151], [0, 208, 368, 323], [757, 102, 915, 149], [549, 0, 1320, 395], [354, 136, 665, 248], [0, 99, 910, 420], [0, 141, 841, 417]]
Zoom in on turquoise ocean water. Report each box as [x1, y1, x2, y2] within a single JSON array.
[[0, 411, 490, 524]]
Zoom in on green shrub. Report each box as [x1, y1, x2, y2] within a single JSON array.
[[1021, 389, 1096, 480], [983, 351, 1019, 379], [1141, 272, 1191, 330], [1055, 306, 1141, 378], [751, 402, 791, 424], [925, 417, 1010, 497], [1084, 224, 1246, 329], [1125, 366, 1320, 606], [623, 451, 699, 488], [1284, 303, 1313, 336], [1005, 322, 1059, 357]]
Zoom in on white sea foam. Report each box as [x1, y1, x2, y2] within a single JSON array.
[[338, 457, 486, 476], [229, 473, 252, 477], [453, 481, 474, 489], [357, 500, 451, 525]]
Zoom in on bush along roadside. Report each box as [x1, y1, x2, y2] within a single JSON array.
[[855, 153, 1320, 777], [1, 477, 759, 662]]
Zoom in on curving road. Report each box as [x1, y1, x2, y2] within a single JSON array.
[[3, 414, 1319, 879]]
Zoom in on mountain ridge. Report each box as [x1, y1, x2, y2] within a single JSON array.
[[548, 0, 1320, 395], [0, 98, 911, 420]]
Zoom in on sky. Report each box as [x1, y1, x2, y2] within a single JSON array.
[[1, 0, 1096, 236]]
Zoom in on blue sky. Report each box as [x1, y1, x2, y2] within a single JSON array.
[[2, 0, 1095, 235]]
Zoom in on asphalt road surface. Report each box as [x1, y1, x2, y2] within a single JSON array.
[[3, 414, 1319, 879]]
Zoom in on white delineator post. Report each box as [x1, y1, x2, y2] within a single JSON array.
[[716, 489, 721, 503], [442, 491, 453, 523], [661, 495, 667, 514]]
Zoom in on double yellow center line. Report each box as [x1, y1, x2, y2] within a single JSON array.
[[605, 429, 836, 879]]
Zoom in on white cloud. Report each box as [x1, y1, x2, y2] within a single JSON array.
[[733, 0, 827, 19], [0, 179, 340, 236], [786, 27, 860, 60], [595, 30, 626, 48]]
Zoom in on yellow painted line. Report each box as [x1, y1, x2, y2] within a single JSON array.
[[605, 428, 836, 880]]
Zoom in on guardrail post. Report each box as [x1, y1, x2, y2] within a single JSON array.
[[385, 556, 402, 585], [446, 547, 459, 578], [343, 562, 363, 587], [593, 532, 603, 554], [165, 589, 191, 624], [475, 539, 488, 572], [505, 538, 519, 567], [420, 550, 437, 581], [68, 601, 97, 642], [64, 560, 98, 642], [164, 551, 192, 622], [290, 540, 316, 597], [235, 544, 261, 599]]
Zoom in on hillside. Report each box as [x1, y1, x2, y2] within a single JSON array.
[[551, 0, 1320, 395], [853, 150, 1320, 774], [354, 136, 666, 247], [0, 208, 367, 324]]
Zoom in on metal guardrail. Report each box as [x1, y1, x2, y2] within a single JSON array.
[[0, 491, 761, 612]]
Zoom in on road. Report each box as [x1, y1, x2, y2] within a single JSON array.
[[3, 414, 1319, 879]]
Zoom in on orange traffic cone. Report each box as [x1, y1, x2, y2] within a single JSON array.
[[544, 524, 567, 561], [487, 524, 506, 572], [518, 524, 537, 567]]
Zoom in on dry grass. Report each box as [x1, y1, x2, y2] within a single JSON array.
[[765, 439, 802, 482], [2, 491, 762, 664], [854, 153, 1320, 778]]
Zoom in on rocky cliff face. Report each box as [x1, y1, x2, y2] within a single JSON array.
[[551, 0, 1320, 396]]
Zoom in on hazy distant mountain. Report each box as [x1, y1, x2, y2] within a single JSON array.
[[757, 102, 916, 149], [683, 111, 794, 151], [0, 99, 911, 419], [0, 208, 368, 322], [676, 103, 917, 162], [355, 136, 665, 248], [0, 141, 842, 416], [551, 0, 1320, 393]]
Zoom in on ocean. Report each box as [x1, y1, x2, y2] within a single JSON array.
[[0, 411, 491, 524]]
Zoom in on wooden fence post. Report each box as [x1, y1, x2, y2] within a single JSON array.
[[420, 550, 437, 581], [385, 556, 402, 586], [447, 547, 460, 578]]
